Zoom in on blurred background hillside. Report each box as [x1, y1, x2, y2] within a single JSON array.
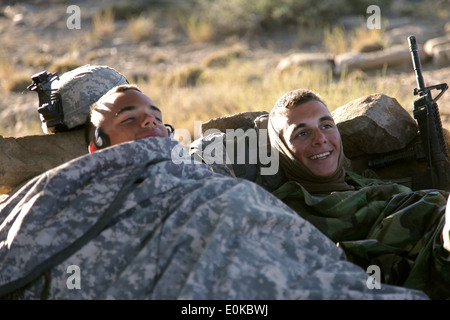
[[0, 0, 449, 141]]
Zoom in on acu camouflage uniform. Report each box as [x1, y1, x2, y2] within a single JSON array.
[[0, 139, 429, 299]]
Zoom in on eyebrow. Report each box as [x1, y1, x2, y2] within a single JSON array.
[[292, 116, 334, 130], [289, 116, 335, 139], [114, 105, 162, 117]]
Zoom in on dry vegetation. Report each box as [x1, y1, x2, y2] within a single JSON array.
[[0, 0, 449, 139]]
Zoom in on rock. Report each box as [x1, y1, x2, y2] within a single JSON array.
[[332, 93, 418, 159], [424, 35, 450, 67], [423, 36, 450, 55], [276, 52, 334, 74], [0, 128, 87, 195], [201, 111, 268, 135], [445, 22, 450, 33], [433, 43, 450, 67], [384, 23, 439, 46], [334, 44, 417, 75]]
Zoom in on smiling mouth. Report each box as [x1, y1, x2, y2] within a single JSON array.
[[309, 151, 331, 160]]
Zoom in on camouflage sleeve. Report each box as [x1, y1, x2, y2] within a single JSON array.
[[273, 176, 450, 299]]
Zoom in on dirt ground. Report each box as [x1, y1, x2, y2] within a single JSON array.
[[1, 0, 449, 136]]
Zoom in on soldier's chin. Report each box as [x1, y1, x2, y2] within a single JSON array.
[[309, 164, 339, 178]]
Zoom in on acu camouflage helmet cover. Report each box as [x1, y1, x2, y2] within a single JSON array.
[[29, 64, 128, 133]]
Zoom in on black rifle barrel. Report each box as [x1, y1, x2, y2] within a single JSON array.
[[408, 35, 426, 92]]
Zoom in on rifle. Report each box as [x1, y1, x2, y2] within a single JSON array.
[[368, 36, 449, 190]]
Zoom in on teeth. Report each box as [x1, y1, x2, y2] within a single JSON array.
[[310, 152, 330, 160]]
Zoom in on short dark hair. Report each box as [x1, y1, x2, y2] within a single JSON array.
[[84, 84, 142, 145], [270, 89, 325, 115], [269, 89, 326, 131]]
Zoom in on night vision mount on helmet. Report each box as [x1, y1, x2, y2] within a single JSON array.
[[28, 65, 128, 134]]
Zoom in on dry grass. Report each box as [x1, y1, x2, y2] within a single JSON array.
[[350, 27, 386, 53], [3, 73, 31, 93], [127, 14, 157, 42], [0, 52, 31, 93], [203, 44, 246, 68], [163, 64, 204, 87], [135, 57, 406, 143], [22, 51, 52, 68], [3, 0, 436, 139], [92, 8, 116, 39], [323, 23, 386, 54], [0, 51, 14, 80], [0, 30, 408, 140], [178, 14, 214, 43], [323, 25, 348, 54], [49, 58, 82, 75], [1, 49, 407, 138]]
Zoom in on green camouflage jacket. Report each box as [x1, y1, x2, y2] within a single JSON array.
[[272, 171, 450, 299]]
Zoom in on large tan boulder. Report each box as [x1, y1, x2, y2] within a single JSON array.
[[424, 35, 450, 67], [0, 128, 87, 195], [201, 111, 268, 135], [332, 93, 418, 159]]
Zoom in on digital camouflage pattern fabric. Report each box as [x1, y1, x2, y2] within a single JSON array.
[[272, 171, 450, 300], [0, 138, 428, 299]]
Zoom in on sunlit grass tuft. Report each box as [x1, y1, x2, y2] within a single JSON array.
[[0, 51, 14, 80], [49, 58, 82, 75], [127, 14, 156, 42], [92, 8, 116, 38], [350, 27, 386, 53], [323, 25, 348, 54], [3, 73, 31, 93], [203, 44, 246, 68], [323, 23, 386, 54], [178, 14, 213, 43], [164, 64, 204, 87], [0, 52, 32, 93]]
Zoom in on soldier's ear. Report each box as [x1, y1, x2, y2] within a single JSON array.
[[88, 141, 97, 153]]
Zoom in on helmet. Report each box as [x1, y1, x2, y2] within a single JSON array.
[[28, 64, 128, 133]]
